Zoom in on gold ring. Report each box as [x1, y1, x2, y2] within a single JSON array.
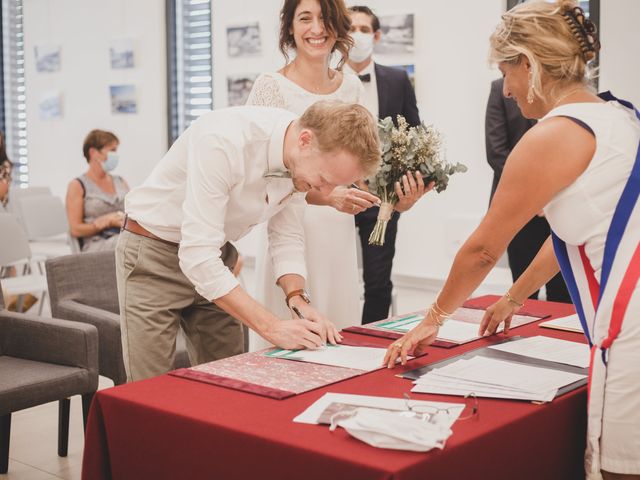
[[392, 342, 403, 349]]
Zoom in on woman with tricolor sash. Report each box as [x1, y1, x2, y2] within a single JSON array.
[[383, 1, 640, 479]]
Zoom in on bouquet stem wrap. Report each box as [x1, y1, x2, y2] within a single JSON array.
[[366, 115, 467, 246], [369, 202, 394, 246]]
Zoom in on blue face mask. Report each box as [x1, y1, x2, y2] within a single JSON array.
[[102, 152, 119, 172]]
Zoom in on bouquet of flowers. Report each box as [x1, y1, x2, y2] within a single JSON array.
[[367, 115, 467, 246]]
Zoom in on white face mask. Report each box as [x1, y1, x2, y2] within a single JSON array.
[[330, 408, 453, 452], [349, 32, 374, 63]]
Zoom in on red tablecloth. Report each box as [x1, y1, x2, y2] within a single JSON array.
[[82, 296, 587, 480]]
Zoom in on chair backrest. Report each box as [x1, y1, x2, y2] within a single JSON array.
[[15, 194, 69, 240], [0, 213, 33, 266], [5, 186, 53, 215], [46, 250, 119, 314], [9, 186, 53, 199]]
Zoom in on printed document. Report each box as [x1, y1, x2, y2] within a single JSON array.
[[488, 335, 590, 368], [265, 344, 389, 371], [539, 314, 583, 333]]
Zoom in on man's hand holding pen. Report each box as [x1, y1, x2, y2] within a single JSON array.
[[289, 297, 343, 346]]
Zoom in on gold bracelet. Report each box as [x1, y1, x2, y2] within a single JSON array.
[[433, 298, 453, 318], [426, 305, 446, 327], [505, 291, 524, 308]]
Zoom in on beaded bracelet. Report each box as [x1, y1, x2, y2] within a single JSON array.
[[505, 291, 524, 308]]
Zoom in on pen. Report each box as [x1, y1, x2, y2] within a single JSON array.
[[291, 305, 304, 319]]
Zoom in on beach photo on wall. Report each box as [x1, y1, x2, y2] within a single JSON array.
[[374, 14, 414, 55], [226, 23, 262, 57], [109, 84, 137, 114], [34, 45, 61, 73], [110, 38, 135, 69], [38, 91, 63, 120], [227, 74, 258, 106]]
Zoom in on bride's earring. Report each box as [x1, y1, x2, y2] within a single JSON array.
[[527, 71, 535, 104]]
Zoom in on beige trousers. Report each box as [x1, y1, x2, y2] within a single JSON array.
[[115, 230, 244, 382]]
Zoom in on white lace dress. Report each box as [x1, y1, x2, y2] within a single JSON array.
[[246, 72, 364, 350]]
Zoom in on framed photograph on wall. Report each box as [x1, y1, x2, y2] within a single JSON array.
[[226, 23, 262, 58], [38, 91, 63, 120], [109, 85, 137, 114], [374, 14, 414, 55], [34, 45, 61, 73], [227, 74, 258, 106], [110, 39, 135, 69]]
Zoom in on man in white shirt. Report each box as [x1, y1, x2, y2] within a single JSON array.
[[345, 6, 423, 325], [117, 101, 380, 382]]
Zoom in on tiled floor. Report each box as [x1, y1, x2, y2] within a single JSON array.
[[2, 264, 509, 479]]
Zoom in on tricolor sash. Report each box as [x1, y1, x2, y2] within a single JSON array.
[[551, 92, 640, 478]]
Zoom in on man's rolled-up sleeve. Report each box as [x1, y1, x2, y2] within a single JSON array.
[[267, 193, 307, 283], [178, 134, 240, 301]]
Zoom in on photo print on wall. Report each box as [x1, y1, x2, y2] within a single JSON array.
[[34, 45, 61, 73], [227, 74, 258, 106], [374, 14, 414, 55], [110, 39, 135, 69], [227, 23, 262, 57], [110, 85, 137, 114]]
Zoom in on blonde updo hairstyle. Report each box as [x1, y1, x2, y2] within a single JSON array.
[[489, 0, 600, 101]]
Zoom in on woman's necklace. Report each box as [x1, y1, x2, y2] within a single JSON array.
[[286, 61, 335, 94], [553, 86, 585, 108]]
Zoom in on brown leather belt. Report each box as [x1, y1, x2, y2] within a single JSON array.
[[122, 216, 178, 246]]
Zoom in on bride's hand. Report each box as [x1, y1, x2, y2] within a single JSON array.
[[328, 186, 379, 215]]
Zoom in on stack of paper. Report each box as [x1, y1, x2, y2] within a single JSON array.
[[488, 336, 590, 368], [412, 356, 586, 402], [539, 314, 583, 333], [265, 344, 389, 372]]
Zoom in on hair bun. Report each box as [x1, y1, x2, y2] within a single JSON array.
[[562, 5, 601, 62]]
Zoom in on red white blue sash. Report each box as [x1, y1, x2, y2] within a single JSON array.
[[550, 92, 640, 478], [552, 92, 640, 365]]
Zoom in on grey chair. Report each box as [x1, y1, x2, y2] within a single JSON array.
[[0, 293, 99, 473], [46, 250, 190, 385]]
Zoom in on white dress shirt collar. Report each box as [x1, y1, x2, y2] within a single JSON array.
[[266, 116, 293, 178]]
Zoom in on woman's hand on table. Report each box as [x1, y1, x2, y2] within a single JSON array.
[[383, 320, 439, 368], [478, 296, 520, 336]]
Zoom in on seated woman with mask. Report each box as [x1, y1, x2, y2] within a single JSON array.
[[66, 129, 129, 252]]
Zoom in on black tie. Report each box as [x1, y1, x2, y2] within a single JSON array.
[[358, 73, 371, 83]]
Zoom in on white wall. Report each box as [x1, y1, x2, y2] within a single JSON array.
[[23, 0, 168, 198], [598, 0, 640, 106]]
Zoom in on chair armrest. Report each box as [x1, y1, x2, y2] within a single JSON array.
[[0, 311, 99, 375], [55, 300, 121, 336]]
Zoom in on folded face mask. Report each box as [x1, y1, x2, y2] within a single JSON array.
[[330, 407, 453, 452]]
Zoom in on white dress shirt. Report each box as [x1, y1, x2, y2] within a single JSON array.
[[125, 106, 306, 301], [345, 61, 378, 119]]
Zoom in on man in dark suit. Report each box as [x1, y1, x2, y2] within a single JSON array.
[[485, 78, 570, 302], [347, 6, 422, 324]]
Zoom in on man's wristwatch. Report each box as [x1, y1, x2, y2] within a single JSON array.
[[285, 289, 311, 308]]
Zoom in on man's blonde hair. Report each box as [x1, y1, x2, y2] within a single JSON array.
[[489, 0, 600, 101], [299, 101, 380, 177]]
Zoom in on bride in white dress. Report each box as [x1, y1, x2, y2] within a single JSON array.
[[246, 0, 379, 349]]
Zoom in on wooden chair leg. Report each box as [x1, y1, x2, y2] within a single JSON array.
[[1, 413, 12, 474], [82, 392, 95, 432], [58, 398, 70, 457]]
